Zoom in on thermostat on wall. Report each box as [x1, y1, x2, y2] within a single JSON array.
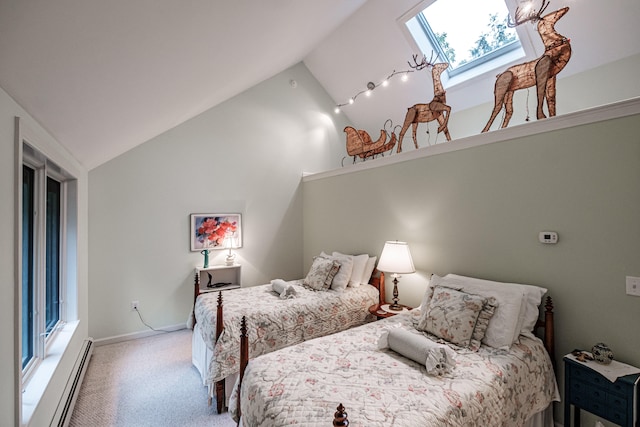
[[538, 231, 558, 244]]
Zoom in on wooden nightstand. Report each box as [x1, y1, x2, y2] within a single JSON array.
[[369, 303, 412, 319], [564, 354, 640, 427]]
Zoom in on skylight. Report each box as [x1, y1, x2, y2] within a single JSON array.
[[404, 0, 526, 80]]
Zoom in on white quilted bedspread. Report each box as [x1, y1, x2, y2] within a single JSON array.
[[231, 311, 559, 427], [194, 281, 379, 385]]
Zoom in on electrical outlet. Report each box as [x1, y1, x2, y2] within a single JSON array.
[[626, 276, 640, 297], [131, 300, 139, 310]]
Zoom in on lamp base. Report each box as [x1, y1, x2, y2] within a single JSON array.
[[225, 253, 236, 266], [389, 275, 402, 311], [379, 303, 409, 314], [387, 303, 404, 311]]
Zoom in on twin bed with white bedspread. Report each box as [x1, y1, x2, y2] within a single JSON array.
[[191, 252, 382, 411], [231, 273, 560, 426]]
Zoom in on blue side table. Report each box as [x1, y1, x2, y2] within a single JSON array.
[[564, 354, 640, 426]]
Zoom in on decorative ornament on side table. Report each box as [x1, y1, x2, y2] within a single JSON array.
[[200, 249, 210, 268], [591, 342, 613, 365]]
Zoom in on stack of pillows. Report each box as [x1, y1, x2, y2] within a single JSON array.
[[380, 273, 547, 375], [302, 251, 377, 291], [417, 274, 548, 350]]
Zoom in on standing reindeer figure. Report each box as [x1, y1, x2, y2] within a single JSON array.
[[482, 2, 571, 132], [397, 56, 452, 153]]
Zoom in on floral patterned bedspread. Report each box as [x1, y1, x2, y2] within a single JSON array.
[[194, 281, 379, 385], [231, 310, 560, 427]]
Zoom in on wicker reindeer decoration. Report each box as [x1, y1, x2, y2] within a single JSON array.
[[397, 55, 452, 152], [482, 1, 571, 132]]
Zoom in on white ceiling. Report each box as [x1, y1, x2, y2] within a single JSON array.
[[0, 0, 366, 169], [1, 0, 639, 169]]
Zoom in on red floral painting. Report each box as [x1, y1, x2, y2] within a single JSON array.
[[190, 213, 242, 251]]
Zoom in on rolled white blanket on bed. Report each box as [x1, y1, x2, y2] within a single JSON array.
[[271, 279, 297, 299], [378, 328, 456, 376]]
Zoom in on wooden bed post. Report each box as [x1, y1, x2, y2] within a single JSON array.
[[215, 291, 225, 413], [378, 271, 386, 305], [193, 272, 200, 325], [543, 296, 555, 368], [238, 316, 249, 421], [333, 403, 349, 426], [534, 295, 556, 368]]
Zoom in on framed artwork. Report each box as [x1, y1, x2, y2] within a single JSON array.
[[190, 213, 242, 251]]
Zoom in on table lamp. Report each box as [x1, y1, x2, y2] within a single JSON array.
[[377, 241, 415, 311]]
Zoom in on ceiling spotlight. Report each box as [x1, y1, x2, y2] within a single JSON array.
[[382, 80, 389, 87], [334, 107, 340, 114], [349, 98, 355, 104]]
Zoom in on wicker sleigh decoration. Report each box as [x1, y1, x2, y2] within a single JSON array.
[[343, 125, 396, 164], [482, 1, 572, 132]]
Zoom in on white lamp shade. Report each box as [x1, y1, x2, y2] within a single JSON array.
[[377, 241, 415, 274]]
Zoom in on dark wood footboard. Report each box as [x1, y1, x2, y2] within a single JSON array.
[[193, 272, 227, 412], [214, 291, 225, 413], [237, 316, 248, 421], [333, 403, 349, 426]]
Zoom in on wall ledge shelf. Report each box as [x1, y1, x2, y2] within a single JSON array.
[[303, 97, 640, 183]]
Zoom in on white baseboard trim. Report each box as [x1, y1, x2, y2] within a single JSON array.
[[93, 323, 187, 346]]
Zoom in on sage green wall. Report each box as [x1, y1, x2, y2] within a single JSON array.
[[303, 112, 640, 425], [88, 63, 350, 340]]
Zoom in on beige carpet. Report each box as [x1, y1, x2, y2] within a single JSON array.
[[69, 329, 235, 427]]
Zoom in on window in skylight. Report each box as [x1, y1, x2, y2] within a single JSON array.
[[402, 0, 528, 81]]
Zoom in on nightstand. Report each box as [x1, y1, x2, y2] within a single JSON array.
[[564, 354, 640, 427], [193, 264, 241, 310], [195, 264, 241, 293], [369, 303, 412, 319]]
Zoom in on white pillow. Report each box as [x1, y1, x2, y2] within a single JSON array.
[[518, 284, 548, 338], [333, 252, 368, 287], [362, 256, 377, 285], [446, 274, 547, 340], [427, 274, 524, 349], [320, 252, 352, 291], [418, 274, 434, 313]]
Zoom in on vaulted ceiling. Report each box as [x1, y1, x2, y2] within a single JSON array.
[[1, 0, 639, 169]]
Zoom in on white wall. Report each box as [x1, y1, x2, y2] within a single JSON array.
[[88, 62, 350, 340], [0, 87, 89, 426]]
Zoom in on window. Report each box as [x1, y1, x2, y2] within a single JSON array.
[[21, 143, 73, 380], [401, 0, 534, 84]]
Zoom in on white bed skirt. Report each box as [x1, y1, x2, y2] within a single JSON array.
[[191, 324, 237, 407], [524, 404, 555, 427]]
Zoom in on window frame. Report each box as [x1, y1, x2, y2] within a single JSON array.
[[397, 0, 541, 89], [20, 146, 69, 383], [15, 116, 80, 427]]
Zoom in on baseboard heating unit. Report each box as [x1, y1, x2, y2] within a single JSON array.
[[51, 338, 94, 427]]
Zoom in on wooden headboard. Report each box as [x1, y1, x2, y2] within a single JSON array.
[[369, 269, 386, 305], [534, 296, 556, 367]]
